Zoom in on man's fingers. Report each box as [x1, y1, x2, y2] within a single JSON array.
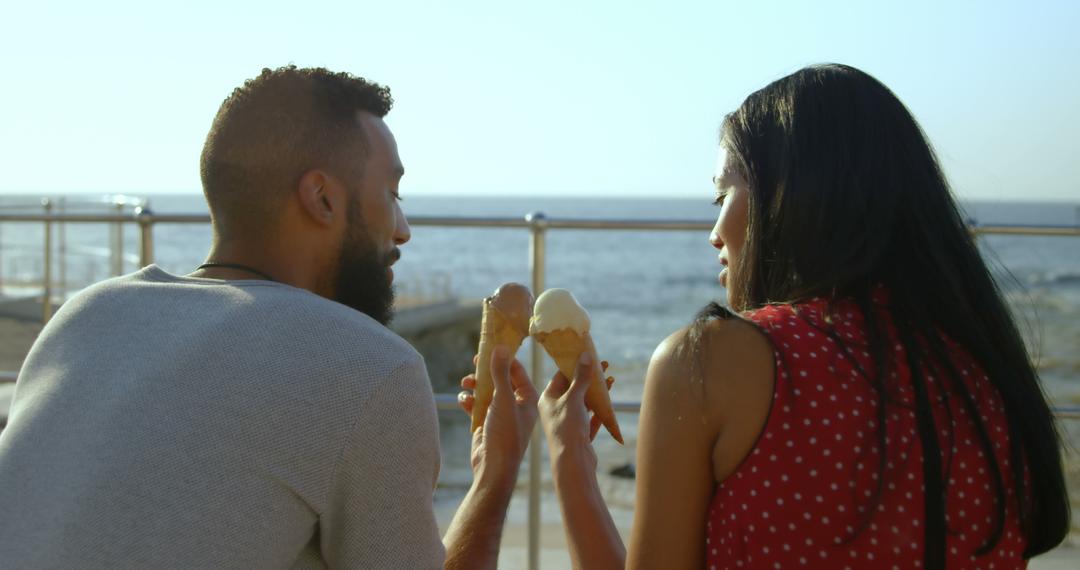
[[508, 358, 538, 402], [461, 375, 476, 390], [458, 391, 474, 415], [601, 360, 609, 372], [606, 376, 614, 390], [490, 346, 514, 402]]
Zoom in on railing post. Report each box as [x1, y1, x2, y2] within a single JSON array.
[[41, 198, 53, 323], [58, 197, 67, 300], [0, 201, 4, 295], [525, 211, 547, 570], [112, 201, 124, 276], [137, 207, 154, 268]]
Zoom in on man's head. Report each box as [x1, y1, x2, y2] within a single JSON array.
[[200, 66, 409, 324]]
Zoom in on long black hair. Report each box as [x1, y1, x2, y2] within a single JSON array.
[[697, 64, 1069, 567]]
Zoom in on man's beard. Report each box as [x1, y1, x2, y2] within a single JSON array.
[[335, 207, 398, 325]]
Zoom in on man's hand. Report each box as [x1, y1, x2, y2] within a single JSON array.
[[457, 346, 538, 485], [444, 347, 538, 569]]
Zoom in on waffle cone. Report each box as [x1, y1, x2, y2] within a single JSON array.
[[535, 328, 623, 444], [471, 301, 528, 431]]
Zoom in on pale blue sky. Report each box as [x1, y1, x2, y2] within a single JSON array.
[[1, 0, 1077, 201]]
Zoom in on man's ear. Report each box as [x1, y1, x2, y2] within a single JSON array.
[[296, 170, 343, 228]]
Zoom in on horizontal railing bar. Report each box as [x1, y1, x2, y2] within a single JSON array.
[[971, 225, 1080, 237], [410, 216, 529, 228], [409, 217, 718, 231], [2, 212, 1079, 236], [542, 219, 714, 231], [433, 393, 642, 413], [0, 213, 144, 223], [1, 376, 1076, 419], [432, 393, 1080, 419]]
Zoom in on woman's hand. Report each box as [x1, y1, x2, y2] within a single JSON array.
[[536, 347, 626, 569], [536, 348, 614, 468]]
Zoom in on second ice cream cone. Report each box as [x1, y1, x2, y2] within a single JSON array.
[[536, 328, 623, 444]]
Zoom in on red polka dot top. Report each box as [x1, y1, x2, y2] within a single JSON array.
[[705, 296, 1028, 570]]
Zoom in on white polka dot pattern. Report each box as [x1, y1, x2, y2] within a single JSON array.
[[705, 297, 1027, 569]]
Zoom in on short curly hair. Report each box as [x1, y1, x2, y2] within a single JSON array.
[[199, 65, 393, 237]]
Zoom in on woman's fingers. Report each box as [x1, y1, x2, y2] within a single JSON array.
[[543, 371, 571, 400], [589, 413, 603, 441], [568, 351, 595, 398]]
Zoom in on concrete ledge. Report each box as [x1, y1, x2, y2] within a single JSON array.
[[393, 299, 482, 392], [0, 295, 48, 322]]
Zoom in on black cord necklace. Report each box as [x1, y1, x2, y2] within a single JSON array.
[[196, 262, 276, 282]]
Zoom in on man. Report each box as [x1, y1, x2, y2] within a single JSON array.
[[0, 66, 537, 569]]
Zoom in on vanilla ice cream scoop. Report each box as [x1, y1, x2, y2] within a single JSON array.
[[529, 288, 623, 444], [529, 288, 590, 335]]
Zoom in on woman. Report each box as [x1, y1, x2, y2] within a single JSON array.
[[522, 64, 1069, 569]]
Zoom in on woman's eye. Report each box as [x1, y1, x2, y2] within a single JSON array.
[[712, 193, 727, 206]]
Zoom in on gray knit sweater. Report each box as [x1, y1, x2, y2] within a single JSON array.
[[0, 266, 445, 568]]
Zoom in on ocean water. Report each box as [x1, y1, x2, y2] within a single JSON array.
[[1, 194, 1078, 489]]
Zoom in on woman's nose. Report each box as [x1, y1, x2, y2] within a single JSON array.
[[709, 223, 724, 250]]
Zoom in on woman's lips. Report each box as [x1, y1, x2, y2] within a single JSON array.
[[719, 267, 728, 287]]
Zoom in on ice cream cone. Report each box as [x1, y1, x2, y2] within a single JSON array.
[[471, 295, 531, 431], [535, 328, 623, 444]]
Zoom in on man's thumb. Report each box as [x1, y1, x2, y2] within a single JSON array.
[[490, 345, 513, 401]]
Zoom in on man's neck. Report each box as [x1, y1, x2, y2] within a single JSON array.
[[194, 242, 325, 296]]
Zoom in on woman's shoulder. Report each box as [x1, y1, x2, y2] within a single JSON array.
[[647, 315, 776, 429], [653, 316, 773, 371]]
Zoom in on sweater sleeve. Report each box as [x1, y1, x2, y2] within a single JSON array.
[[320, 355, 445, 569]]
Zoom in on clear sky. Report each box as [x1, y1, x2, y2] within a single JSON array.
[[1, 0, 1077, 201]]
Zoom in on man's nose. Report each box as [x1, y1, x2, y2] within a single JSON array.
[[394, 207, 411, 246]]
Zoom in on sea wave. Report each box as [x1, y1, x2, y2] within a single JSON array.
[[1027, 270, 1080, 287]]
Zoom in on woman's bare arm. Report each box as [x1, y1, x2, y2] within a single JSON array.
[[627, 319, 774, 569]]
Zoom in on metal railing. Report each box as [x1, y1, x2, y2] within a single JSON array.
[[0, 197, 149, 316], [1, 208, 1079, 570]]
